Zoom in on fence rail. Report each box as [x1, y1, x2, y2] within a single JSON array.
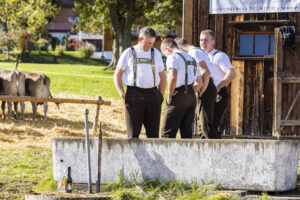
[[0, 95, 111, 106]]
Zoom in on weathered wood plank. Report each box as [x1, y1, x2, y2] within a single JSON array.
[[284, 90, 300, 121], [215, 14, 223, 50], [282, 77, 300, 83], [230, 60, 244, 135], [281, 120, 300, 126], [273, 28, 283, 135], [257, 61, 265, 135]]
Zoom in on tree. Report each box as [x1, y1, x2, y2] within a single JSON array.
[[74, 0, 181, 69], [0, 0, 59, 60]]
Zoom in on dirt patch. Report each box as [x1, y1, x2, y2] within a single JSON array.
[[0, 93, 140, 149]]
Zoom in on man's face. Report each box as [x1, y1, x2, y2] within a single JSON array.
[[200, 33, 215, 52], [139, 36, 156, 51]]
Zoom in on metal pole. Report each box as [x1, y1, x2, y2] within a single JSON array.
[[96, 122, 103, 193], [182, 0, 185, 38], [84, 109, 92, 193]]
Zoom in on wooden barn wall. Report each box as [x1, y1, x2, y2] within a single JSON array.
[[279, 43, 300, 135], [189, 0, 300, 136]]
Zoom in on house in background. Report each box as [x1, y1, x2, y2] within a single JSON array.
[[45, 0, 182, 59], [45, 0, 105, 55]]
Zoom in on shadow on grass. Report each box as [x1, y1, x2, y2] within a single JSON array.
[[0, 51, 109, 66]]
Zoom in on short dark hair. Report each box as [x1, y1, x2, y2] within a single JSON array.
[[174, 37, 189, 47], [139, 27, 156, 39], [200, 30, 215, 40], [161, 38, 178, 50]]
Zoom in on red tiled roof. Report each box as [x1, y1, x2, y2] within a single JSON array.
[[45, 23, 75, 31]]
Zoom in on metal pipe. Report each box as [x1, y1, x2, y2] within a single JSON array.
[[182, 0, 185, 38], [96, 122, 103, 193], [84, 109, 92, 193]]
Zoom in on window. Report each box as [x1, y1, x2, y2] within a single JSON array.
[[239, 33, 274, 56], [68, 17, 80, 23]]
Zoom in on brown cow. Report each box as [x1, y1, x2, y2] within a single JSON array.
[[22, 72, 53, 120], [0, 69, 25, 119]]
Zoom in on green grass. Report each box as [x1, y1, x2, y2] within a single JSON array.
[[0, 50, 108, 66], [0, 147, 54, 200], [0, 62, 119, 98], [104, 174, 241, 200]]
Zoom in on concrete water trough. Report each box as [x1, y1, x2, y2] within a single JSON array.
[[52, 137, 300, 192]]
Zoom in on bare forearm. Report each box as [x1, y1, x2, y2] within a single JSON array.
[[113, 69, 125, 99], [216, 69, 236, 92], [159, 71, 166, 96]]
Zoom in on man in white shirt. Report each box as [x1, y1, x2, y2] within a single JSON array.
[[200, 30, 236, 136], [114, 27, 166, 138], [160, 38, 203, 138], [175, 38, 219, 138]]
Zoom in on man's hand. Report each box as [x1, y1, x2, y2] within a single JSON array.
[[167, 95, 172, 105]]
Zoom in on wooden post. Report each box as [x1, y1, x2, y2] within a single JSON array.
[[92, 96, 102, 134], [230, 60, 245, 135], [273, 28, 283, 136]]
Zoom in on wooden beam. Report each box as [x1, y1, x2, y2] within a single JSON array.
[[257, 61, 265, 135], [184, 0, 193, 43], [215, 14, 223, 50], [0, 95, 111, 106], [228, 20, 290, 25], [273, 28, 283, 135], [230, 60, 245, 135], [284, 90, 300, 121], [281, 120, 300, 126], [282, 77, 300, 83]]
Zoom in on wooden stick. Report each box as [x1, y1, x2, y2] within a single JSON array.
[[0, 95, 111, 105], [93, 96, 102, 134]]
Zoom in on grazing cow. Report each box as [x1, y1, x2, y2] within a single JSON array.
[[22, 72, 53, 120], [0, 69, 25, 119]]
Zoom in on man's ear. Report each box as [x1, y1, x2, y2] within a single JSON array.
[[138, 37, 142, 43]]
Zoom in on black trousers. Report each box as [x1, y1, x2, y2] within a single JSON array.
[[196, 78, 220, 138], [125, 86, 163, 138], [213, 87, 228, 135], [161, 85, 196, 138]]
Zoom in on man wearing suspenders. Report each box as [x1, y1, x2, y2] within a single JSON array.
[[175, 38, 219, 139], [160, 38, 203, 138], [200, 30, 236, 136], [114, 27, 166, 138]]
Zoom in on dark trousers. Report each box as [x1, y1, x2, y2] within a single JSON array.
[[213, 87, 228, 134], [196, 78, 220, 138], [125, 86, 163, 138], [161, 85, 196, 138]]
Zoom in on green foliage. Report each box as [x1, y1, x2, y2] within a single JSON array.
[[78, 42, 96, 59], [36, 38, 49, 51], [55, 45, 66, 56], [145, 0, 182, 38], [261, 193, 271, 200]]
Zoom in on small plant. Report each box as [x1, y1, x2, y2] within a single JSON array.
[[55, 45, 66, 56], [78, 42, 95, 60], [36, 38, 49, 51], [261, 193, 272, 200]]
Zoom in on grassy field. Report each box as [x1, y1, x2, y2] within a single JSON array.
[[0, 62, 119, 98]]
